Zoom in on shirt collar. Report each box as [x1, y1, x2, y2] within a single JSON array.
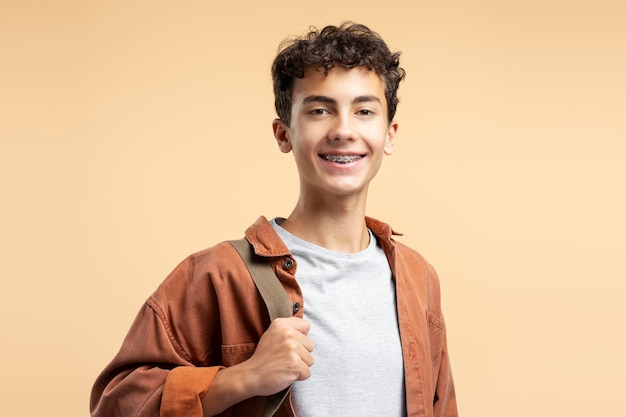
[[245, 215, 402, 258]]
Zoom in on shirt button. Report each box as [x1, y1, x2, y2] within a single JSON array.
[[292, 302, 300, 314], [283, 258, 294, 269]]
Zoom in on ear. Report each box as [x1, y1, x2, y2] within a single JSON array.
[[272, 118, 292, 153], [384, 121, 398, 155]]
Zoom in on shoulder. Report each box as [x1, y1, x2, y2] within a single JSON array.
[[150, 241, 246, 304], [366, 215, 441, 288], [184, 241, 242, 273], [392, 238, 430, 265], [166, 241, 239, 279], [390, 238, 444, 311], [391, 238, 438, 279]]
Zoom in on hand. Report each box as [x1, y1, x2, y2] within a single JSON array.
[[200, 317, 314, 416], [242, 317, 315, 397]]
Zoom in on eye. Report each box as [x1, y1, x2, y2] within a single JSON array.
[[357, 109, 374, 116], [310, 108, 329, 116]]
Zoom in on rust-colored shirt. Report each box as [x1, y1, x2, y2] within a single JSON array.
[[90, 216, 458, 417]]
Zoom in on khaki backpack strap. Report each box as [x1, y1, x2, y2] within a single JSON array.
[[228, 238, 293, 417]]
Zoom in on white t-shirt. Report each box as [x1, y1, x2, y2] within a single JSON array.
[[271, 218, 406, 417]]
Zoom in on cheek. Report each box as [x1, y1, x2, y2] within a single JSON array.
[[290, 140, 313, 164], [290, 132, 317, 154]]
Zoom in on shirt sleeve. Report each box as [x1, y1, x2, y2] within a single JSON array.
[[90, 300, 223, 417], [161, 366, 222, 417], [90, 254, 224, 417]]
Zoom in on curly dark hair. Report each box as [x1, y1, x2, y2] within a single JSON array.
[[272, 22, 406, 126]]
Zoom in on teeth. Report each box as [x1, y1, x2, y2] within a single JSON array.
[[322, 155, 363, 163]]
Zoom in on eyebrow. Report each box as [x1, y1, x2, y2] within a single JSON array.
[[353, 95, 382, 105], [302, 95, 382, 105]]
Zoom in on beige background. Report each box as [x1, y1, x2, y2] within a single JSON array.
[[1, 1, 625, 416]]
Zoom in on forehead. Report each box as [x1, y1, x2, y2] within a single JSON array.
[[292, 66, 386, 103]]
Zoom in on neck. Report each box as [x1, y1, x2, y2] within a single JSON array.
[[281, 193, 370, 253]]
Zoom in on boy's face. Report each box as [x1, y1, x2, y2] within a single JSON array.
[[273, 66, 397, 201]]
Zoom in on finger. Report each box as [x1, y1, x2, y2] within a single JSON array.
[[296, 363, 312, 381], [290, 349, 313, 381], [299, 347, 315, 367], [272, 317, 311, 335], [293, 332, 314, 353]]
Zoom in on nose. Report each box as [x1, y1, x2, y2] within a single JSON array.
[[328, 112, 355, 142]]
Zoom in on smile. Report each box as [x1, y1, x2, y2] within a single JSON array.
[[321, 154, 364, 163]]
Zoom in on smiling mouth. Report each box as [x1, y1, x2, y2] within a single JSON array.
[[321, 154, 364, 163]]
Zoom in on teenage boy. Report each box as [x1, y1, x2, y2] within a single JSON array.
[[91, 22, 457, 417]]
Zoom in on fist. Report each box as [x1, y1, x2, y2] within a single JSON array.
[[244, 317, 315, 397]]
